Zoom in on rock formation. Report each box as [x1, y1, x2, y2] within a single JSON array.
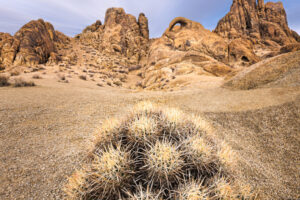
[[0, 19, 69, 70], [0, 33, 19, 70], [77, 8, 149, 66], [1, 3, 299, 90], [214, 0, 299, 46], [139, 17, 238, 90]]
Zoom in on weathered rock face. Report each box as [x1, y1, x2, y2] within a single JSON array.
[[77, 8, 149, 65], [0, 33, 20, 69], [214, 0, 299, 46], [82, 20, 102, 34], [14, 19, 57, 66], [161, 17, 229, 63], [0, 19, 69, 69], [146, 17, 259, 69], [138, 18, 239, 90], [228, 38, 260, 67]]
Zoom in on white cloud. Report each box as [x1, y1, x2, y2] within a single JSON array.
[[0, 0, 299, 37]]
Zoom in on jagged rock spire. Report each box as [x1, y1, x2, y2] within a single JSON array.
[[214, 0, 299, 45]]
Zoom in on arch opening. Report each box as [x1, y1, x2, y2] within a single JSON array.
[[169, 20, 188, 32]]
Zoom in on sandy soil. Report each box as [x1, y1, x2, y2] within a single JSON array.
[[0, 74, 299, 199]]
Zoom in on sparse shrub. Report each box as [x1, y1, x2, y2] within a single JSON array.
[[32, 74, 42, 79], [10, 71, 20, 76], [13, 78, 35, 87], [97, 83, 103, 87], [0, 75, 10, 87], [64, 102, 257, 199], [129, 65, 142, 72], [137, 72, 143, 77], [79, 75, 87, 80], [135, 81, 143, 88], [113, 80, 122, 87], [58, 74, 69, 83]]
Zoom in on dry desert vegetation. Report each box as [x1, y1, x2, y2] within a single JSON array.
[[0, 0, 300, 199]]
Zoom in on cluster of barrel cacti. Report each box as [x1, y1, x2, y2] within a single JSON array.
[[64, 101, 256, 200]]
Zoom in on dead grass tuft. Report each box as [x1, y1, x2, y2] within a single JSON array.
[[10, 70, 20, 76], [32, 74, 42, 79], [13, 78, 35, 87], [79, 75, 87, 80], [0, 75, 10, 87]]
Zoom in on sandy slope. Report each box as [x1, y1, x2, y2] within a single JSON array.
[[0, 76, 299, 199]]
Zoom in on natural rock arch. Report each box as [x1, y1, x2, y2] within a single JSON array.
[[167, 17, 191, 32]]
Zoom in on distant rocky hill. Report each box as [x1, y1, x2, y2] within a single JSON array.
[[0, 19, 70, 69], [215, 0, 299, 45], [75, 8, 149, 66], [0, 0, 299, 90]]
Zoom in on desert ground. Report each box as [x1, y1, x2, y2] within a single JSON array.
[[0, 73, 299, 199]]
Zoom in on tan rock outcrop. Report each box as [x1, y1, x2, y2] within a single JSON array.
[[215, 0, 299, 46], [0, 33, 20, 69], [228, 38, 260, 67], [82, 20, 102, 33], [77, 8, 149, 66], [280, 43, 300, 54], [0, 19, 69, 69], [14, 19, 57, 66], [162, 17, 228, 63]]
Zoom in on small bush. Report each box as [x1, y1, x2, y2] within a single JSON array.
[[57, 74, 69, 83], [10, 71, 20, 76], [32, 74, 42, 79], [0, 75, 10, 87], [79, 75, 87, 80], [113, 80, 122, 87], [13, 78, 35, 87], [129, 65, 141, 72]]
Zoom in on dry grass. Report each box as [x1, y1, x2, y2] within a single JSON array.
[[205, 99, 300, 199], [0, 75, 10, 86], [79, 75, 87, 80], [32, 74, 42, 79], [13, 78, 35, 87], [10, 70, 20, 76], [64, 102, 257, 199]]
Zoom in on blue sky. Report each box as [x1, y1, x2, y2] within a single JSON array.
[[0, 0, 299, 38]]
